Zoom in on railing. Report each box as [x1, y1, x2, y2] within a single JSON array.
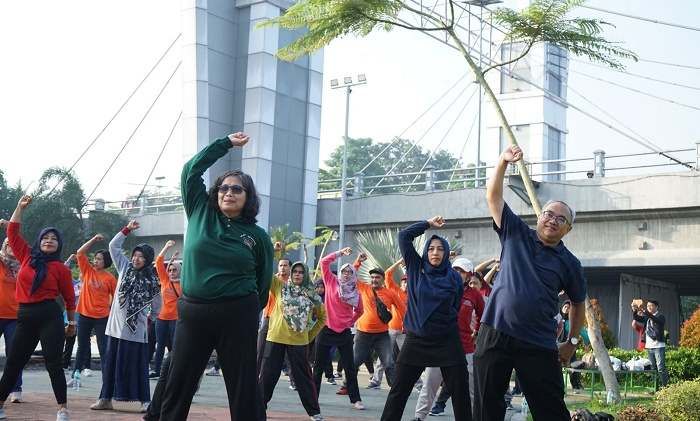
[[91, 145, 700, 215]]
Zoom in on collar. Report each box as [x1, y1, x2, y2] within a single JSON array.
[[529, 230, 566, 254]]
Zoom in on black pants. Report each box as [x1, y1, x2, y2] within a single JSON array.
[[256, 317, 269, 374], [62, 333, 76, 369], [160, 294, 264, 421], [147, 319, 156, 365], [73, 314, 107, 373], [260, 341, 320, 416], [0, 301, 67, 404], [381, 362, 470, 421], [143, 351, 172, 420], [313, 327, 361, 403], [474, 324, 569, 421]]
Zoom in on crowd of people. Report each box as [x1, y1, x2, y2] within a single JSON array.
[[0, 133, 671, 421]]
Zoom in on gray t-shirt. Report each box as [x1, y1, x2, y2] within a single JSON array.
[[105, 231, 160, 343]]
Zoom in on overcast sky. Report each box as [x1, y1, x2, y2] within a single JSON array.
[[1, 1, 698, 204]]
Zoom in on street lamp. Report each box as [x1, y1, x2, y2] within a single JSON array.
[[330, 74, 367, 262]]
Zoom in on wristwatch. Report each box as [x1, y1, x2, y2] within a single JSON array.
[[569, 337, 579, 346]]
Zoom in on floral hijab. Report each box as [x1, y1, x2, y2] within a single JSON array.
[[281, 262, 322, 332], [0, 238, 19, 280], [337, 263, 360, 307]]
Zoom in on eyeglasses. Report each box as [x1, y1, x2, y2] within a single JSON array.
[[541, 210, 570, 226], [218, 184, 245, 195]]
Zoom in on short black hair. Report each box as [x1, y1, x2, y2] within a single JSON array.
[[649, 300, 660, 307], [278, 256, 292, 265], [95, 249, 112, 269], [369, 268, 385, 277], [208, 169, 260, 224]]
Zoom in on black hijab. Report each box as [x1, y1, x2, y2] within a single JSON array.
[[29, 227, 63, 295]]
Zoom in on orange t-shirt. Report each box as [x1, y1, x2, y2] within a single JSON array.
[[76, 253, 117, 319], [355, 282, 406, 334], [385, 267, 408, 331], [263, 275, 285, 318], [0, 263, 18, 319], [155, 255, 182, 321]]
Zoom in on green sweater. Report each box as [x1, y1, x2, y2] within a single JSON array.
[[180, 137, 273, 306]]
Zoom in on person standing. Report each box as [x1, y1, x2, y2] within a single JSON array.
[[474, 144, 587, 421], [71, 234, 117, 380], [0, 232, 24, 403], [151, 240, 182, 378], [381, 216, 471, 421], [91, 221, 160, 413], [0, 196, 76, 421], [313, 248, 365, 410], [159, 133, 273, 421], [259, 262, 326, 420], [633, 300, 668, 386]]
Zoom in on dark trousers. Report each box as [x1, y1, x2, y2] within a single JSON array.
[[0, 319, 22, 392], [474, 324, 569, 421], [313, 327, 361, 403], [0, 301, 66, 404], [147, 319, 156, 364], [260, 341, 320, 416], [144, 352, 172, 420], [381, 362, 470, 421], [62, 333, 75, 369], [153, 319, 176, 374], [73, 314, 108, 373], [256, 316, 269, 374], [160, 294, 264, 421], [354, 331, 394, 386]]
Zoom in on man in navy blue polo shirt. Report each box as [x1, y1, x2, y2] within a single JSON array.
[[473, 145, 587, 421]]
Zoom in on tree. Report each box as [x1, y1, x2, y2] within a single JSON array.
[[305, 225, 337, 281], [269, 224, 305, 260], [265, 0, 636, 402], [319, 137, 461, 193]]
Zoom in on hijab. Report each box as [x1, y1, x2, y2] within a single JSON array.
[[0, 238, 19, 280], [29, 227, 63, 294], [337, 263, 360, 308], [118, 243, 160, 333], [281, 262, 323, 332]]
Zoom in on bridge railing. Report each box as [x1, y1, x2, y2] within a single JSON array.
[[92, 145, 699, 214]]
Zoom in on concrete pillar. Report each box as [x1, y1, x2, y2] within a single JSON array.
[[425, 165, 436, 192], [353, 172, 364, 196], [695, 141, 700, 171], [594, 149, 606, 178]]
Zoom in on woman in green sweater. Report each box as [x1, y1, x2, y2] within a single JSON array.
[[259, 261, 326, 420], [158, 133, 274, 421]]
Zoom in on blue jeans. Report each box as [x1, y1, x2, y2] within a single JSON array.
[[0, 319, 22, 392], [73, 314, 108, 373], [647, 347, 668, 386], [153, 319, 176, 374]]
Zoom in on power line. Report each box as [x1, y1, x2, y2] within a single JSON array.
[[569, 68, 700, 111], [134, 111, 183, 202], [580, 5, 700, 33], [83, 61, 182, 205], [448, 110, 480, 184], [47, 33, 182, 197], [637, 57, 700, 71], [569, 58, 700, 91]]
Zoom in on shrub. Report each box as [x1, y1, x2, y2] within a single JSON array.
[[655, 379, 700, 421], [665, 347, 700, 383], [617, 405, 662, 421], [680, 305, 700, 348]]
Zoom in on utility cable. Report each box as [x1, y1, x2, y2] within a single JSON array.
[[580, 5, 700, 33], [134, 111, 183, 203], [637, 57, 700, 71], [569, 58, 700, 91], [83, 61, 182, 205], [449, 105, 480, 184], [47, 33, 182, 197]]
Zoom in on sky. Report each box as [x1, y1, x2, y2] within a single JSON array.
[[0, 0, 698, 204]]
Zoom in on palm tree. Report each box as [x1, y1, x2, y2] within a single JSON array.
[[269, 224, 304, 260]]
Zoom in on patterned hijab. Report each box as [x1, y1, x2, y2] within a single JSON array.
[[118, 243, 160, 333], [338, 263, 360, 307], [281, 262, 322, 332], [0, 238, 19, 280]]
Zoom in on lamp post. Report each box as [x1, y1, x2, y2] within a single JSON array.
[[330, 74, 367, 262]]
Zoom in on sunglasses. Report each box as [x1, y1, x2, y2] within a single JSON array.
[[218, 184, 245, 195]]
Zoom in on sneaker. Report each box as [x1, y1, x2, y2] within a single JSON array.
[[0, 408, 6, 420], [148, 371, 160, 379], [325, 378, 337, 385], [10, 391, 22, 403], [353, 401, 365, 410], [366, 381, 380, 390], [429, 402, 445, 416], [289, 384, 297, 391], [66, 377, 75, 388], [81, 369, 93, 378], [309, 415, 324, 421], [140, 402, 149, 413], [205, 367, 221, 376], [56, 408, 70, 421], [333, 371, 343, 379], [90, 399, 113, 410], [336, 386, 348, 395]]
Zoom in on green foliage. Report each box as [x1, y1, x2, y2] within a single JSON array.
[[680, 305, 700, 348], [655, 379, 700, 421], [567, 397, 655, 419], [492, 0, 637, 70], [307, 226, 337, 281], [666, 347, 700, 383], [681, 296, 700, 321], [319, 137, 462, 193], [269, 224, 305, 260], [616, 405, 662, 421]]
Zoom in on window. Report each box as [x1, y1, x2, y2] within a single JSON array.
[[545, 126, 564, 180], [500, 42, 533, 94], [546, 44, 567, 97]]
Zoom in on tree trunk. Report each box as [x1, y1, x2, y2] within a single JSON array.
[[445, 26, 621, 401], [585, 296, 621, 403]]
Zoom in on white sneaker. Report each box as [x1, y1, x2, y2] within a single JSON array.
[[66, 378, 75, 388], [10, 391, 22, 403], [140, 402, 150, 413], [353, 401, 365, 410], [90, 399, 113, 410], [81, 369, 93, 377], [56, 408, 70, 421], [205, 367, 221, 376], [309, 414, 325, 421]]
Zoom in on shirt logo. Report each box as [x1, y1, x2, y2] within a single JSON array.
[[240, 234, 256, 250]]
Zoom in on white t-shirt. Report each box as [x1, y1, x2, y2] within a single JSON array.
[[644, 312, 665, 349]]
